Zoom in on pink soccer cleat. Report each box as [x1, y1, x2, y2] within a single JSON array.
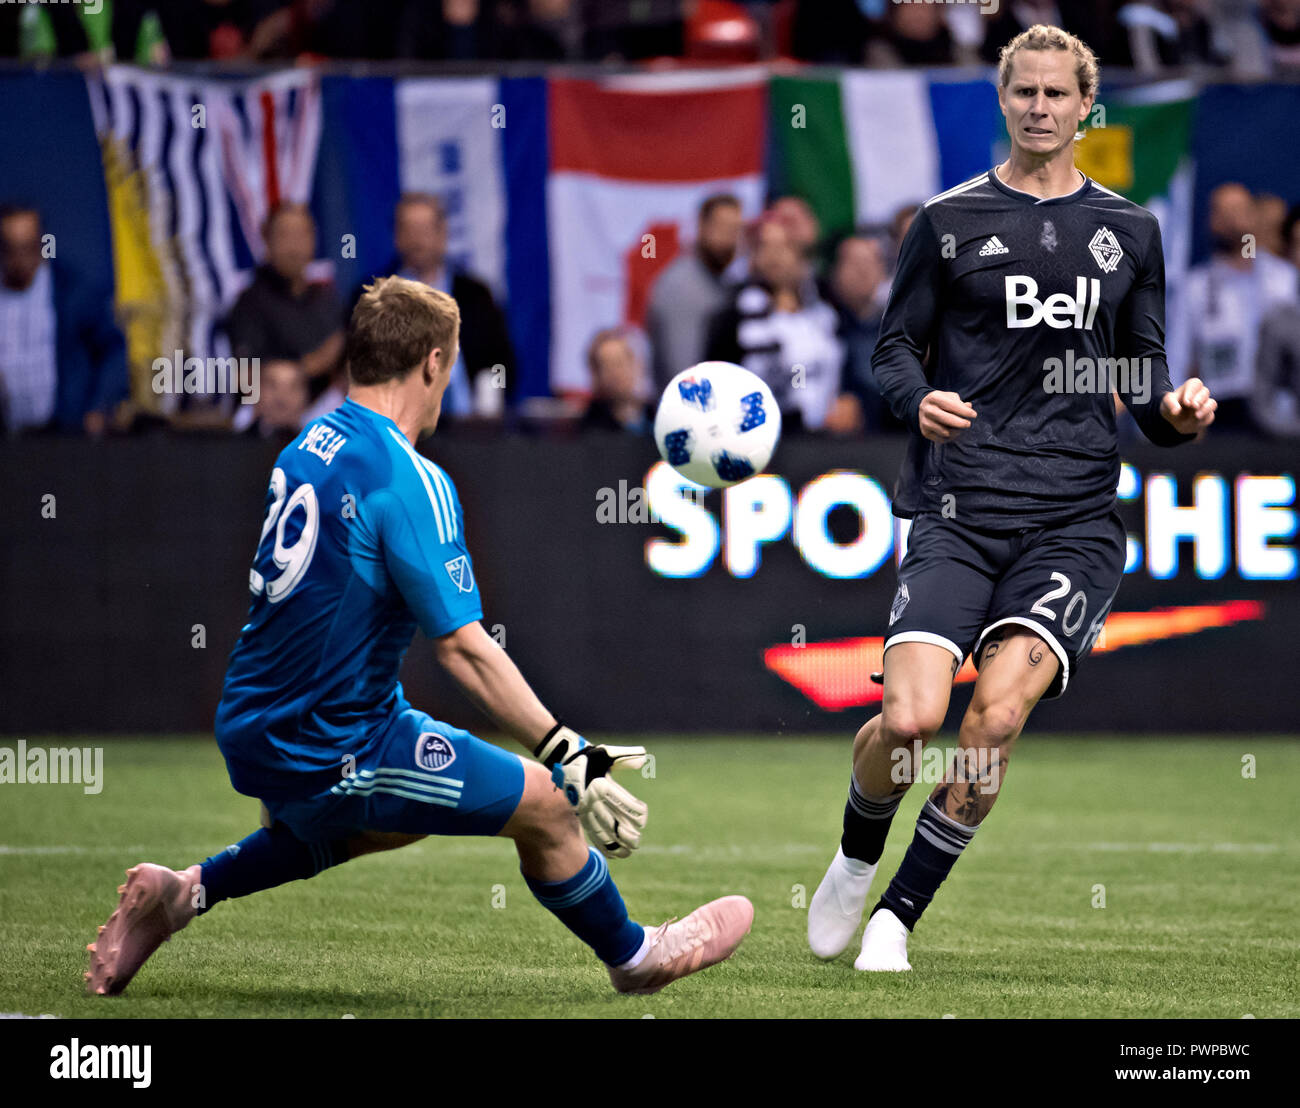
[[85, 862, 201, 996], [608, 895, 754, 996]]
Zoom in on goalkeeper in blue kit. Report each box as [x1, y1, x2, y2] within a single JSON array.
[[87, 277, 752, 998]]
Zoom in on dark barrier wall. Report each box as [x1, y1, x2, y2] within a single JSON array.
[[2, 433, 1297, 735]]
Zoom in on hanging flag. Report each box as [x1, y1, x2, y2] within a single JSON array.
[[1076, 79, 1197, 292], [547, 71, 767, 395], [1189, 83, 1300, 263], [768, 70, 1003, 241], [393, 78, 510, 300], [85, 66, 321, 410], [312, 75, 553, 398]]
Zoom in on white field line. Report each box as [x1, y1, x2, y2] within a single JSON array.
[[0, 841, 1289, 858]]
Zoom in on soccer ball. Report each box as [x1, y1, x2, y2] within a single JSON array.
[[653, 362, 781, 488]]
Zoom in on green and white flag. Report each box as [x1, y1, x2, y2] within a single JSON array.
[[1076, 80, 1197, 290], [769, 70, 1004, 240]]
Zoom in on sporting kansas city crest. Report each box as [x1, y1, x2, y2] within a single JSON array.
[[415, 731, 457, 772], [444, 555, 474, 593], [1088, 226, 1123, 273]]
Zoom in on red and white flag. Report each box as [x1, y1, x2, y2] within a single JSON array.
[[547, 72, 767, 394]]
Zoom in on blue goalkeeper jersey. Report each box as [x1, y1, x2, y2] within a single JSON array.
[[214, 397, 483, 801]]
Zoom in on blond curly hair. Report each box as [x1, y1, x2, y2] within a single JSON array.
[[997, 24, 1100, 101]]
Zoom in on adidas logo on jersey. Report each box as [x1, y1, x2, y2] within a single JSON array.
[[979, 236, 1010, 257], [1005, 275, 1102, 330]]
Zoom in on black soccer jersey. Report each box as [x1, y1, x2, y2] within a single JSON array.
[[873, 167, 1194, 530]]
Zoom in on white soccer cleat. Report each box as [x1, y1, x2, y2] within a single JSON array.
[[854, 907, 912, 972], [807, 847, 877, 959]]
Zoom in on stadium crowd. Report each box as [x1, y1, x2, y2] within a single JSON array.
[[4, 2, 1300, 441], [3, 182, 1300, 440], [2, 0, 1300, 75], [4, 1, 1300, 76]]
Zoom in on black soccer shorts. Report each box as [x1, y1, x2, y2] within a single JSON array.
[[883, 509, 1127, 699]]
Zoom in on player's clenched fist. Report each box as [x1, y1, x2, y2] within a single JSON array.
[[535, 724, 648, 858], [918, 390, 977, 443], [1160, 376, 1217, 435]]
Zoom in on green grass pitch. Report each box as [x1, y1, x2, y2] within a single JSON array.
[[1, 735, 1297, 1018]]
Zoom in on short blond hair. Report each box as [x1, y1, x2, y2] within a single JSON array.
[[346, 276, 460, 385], [997, 24, 1100, 101]]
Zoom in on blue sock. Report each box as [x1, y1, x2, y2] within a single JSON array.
[[875, 797, 979, 931], [524, 848, 646, 966], [196, 823, 349, 913]]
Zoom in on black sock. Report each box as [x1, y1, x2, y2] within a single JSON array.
[[873, 798, 979, 930], [840, 775, 903, 865]]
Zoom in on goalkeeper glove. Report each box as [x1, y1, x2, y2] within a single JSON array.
[[534, 723, 648, 859]]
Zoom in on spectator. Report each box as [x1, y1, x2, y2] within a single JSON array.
[[240, 2, 379, 60], [1284, 204, 1300, 270], [497, 0, 582, 59], [1114, 0, 1230, 73], [112, 0, 285, 61], [825, 232, 901, 434], [767, 195, 823, 272], [242, 358, 310, 439], [706, 215, 843, 433], [769, 192, 848, 309], [226, 202, 345, 413], [1254, 302, 1300, 438], [363, 192, 517, 420], [1205, 0, 1273, 77], [1, 2, 91, 58], [581, 328, 653, 433], [1167, 183, 1299, 430], [981, 2, 1113, 66], [888, 203, 919, 273], [867, 2, 956, 66], [1256, 192, 1290, 257], [645, 193, 743, 392], [0, 205, 127, 436], [1262, 0, 1300, 74], [398, 0, 501, 60], [579, 0, 683, 61], [791, 0, 873, 64]]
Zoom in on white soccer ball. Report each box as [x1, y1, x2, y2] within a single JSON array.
[[653, 362, 781, 488]]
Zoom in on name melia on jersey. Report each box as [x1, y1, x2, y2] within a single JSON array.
[[299, 423, 348, 465], [1005, 275, 1102, 331]]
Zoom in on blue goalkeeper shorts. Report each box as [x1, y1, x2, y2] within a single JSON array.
[[263, 708, 527, 842]]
